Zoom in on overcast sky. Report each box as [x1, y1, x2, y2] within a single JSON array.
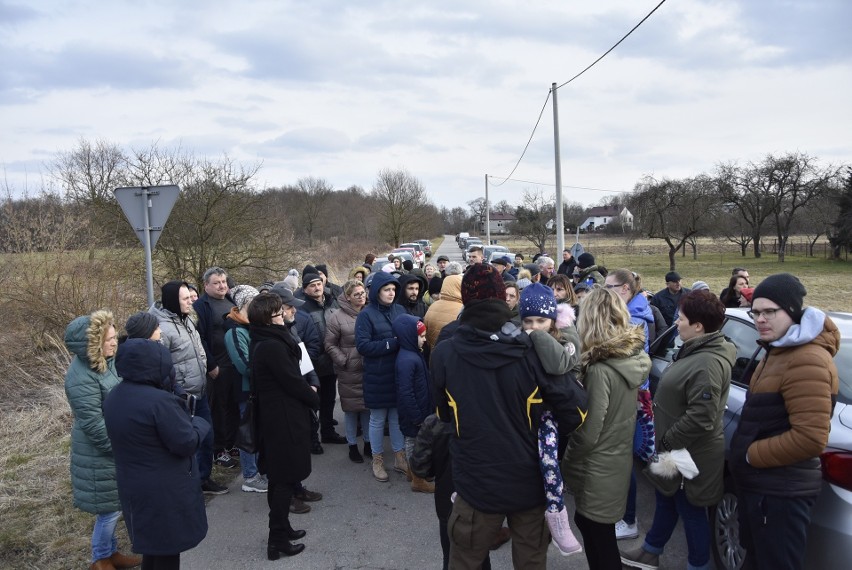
[[2, 0, 850, 210]]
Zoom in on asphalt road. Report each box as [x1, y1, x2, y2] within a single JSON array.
[[182, 237, 691, 569]]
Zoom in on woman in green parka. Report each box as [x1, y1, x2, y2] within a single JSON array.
[[621, 290, 735, 570], [64, 310, 140, 570], [562, 288, 651, 570]]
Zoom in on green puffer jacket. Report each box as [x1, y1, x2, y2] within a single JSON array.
[[562, 326, 650, 524], [646, 330, 735, 506], [64, 312, 121, 514]]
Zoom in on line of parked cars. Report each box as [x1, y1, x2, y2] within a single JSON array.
[[648, 308, 852, 569]]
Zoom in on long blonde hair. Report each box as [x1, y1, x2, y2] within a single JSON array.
[[577, 288, 631, 352]]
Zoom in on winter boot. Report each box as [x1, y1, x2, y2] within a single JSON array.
[[348, 444, 364, 463], [362, 440, 372, 459], [372, 453, 389, 482], [394, 450, 411, 480], [410, 474, 435, 493], [545, 507, 583, 556]]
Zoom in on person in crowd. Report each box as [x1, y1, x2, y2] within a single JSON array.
[[349, 266, 369, 283], [325, 279, 371, 463], [444, 260, 464, 276], [573, 282, 592, 302], [315, 264, 343, 298], [537, 255, 556, 280], [730, 274, 839, 570], [223, 284, 267, 493], [548, 274, 579, 318], [431, 264, 588, 569], [424, 263, 437, 281], [355, 272, 409, 482], [505, 281, 521, 325], [402, 259, 415, 274], [514, 253, 525, 268], [186, 284, 200, 305], [396, 273, 428, 318], [690, 280, 710, 292], [575, 253, 604, 286], [558, 249, 576, 276], [193, 267, 240, 470], [491, 255, 515, 283], [64, 310, 142, 570], [435, 255, 450, 277], [151, 281, 223, 495], [516, 268, 533, 291], [423, 275, 443, 306], [392, 314, 435, 493], [249, 293, 319, 560], [104, 321, 211, 570], [740, 286, 754, 307], [280, 269, 300, 292], [423, 273, 464, 348], [719, 267, 749, 299], [651, 271, 690, 327], [562, 288, 651, 570], [621, 290, 735, 570], [364, 253, 377, 269], [720, 274, 750, 308], [467, 245, 484, 266], [298, 270, 347, 445], [518, 282, 585, 556]]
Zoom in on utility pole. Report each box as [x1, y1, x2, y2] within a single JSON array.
[[552, 82, 565, 256], [485, 174, 491, 244]]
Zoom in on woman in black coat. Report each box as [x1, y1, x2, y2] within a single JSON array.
[[103, 332, 211, 570], [248, 293, 320, 560]]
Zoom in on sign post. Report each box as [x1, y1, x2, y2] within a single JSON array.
[[114, 185, 180, 307]]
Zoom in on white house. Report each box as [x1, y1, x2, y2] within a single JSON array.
[[579, 205, 634, 231], [485, 211, 516, 235]]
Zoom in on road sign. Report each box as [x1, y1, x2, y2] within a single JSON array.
[[114, 185, 179, 249]]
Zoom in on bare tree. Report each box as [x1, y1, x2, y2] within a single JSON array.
[[510, 188, 554, 254], [716, 161, 778, 258], [50, 138, 128, 206], [371, 168, 429, 246], [467, 197, 487, 234], [830, 168, 852, 258], [295, 176, 334, 246]]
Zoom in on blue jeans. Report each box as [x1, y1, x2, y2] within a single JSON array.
[[344, 410, 370, 445], [644, 489, 710, 570], [194, 395, 214, 481], [238, 400, 258, 479], [91, 510, 120, 562], [623, 469, 637, 524], [368, 407, 404, 455]]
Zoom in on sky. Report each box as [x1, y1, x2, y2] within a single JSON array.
[[1, 0, 850, 210]]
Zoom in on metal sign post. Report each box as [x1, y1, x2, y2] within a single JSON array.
[[114, 185, 180, 307]]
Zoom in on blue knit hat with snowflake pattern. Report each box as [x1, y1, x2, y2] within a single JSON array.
[[519, 282, 557, 320]]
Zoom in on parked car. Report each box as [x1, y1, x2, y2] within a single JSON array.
[[416, 239, 432, 257], [648, 309, 852, 570], [375, 251, 415, 270], [482, 244, 509, 262], [459, 236, 481, 250], [398, 243, 425, 267], [488, 251, 515, 264], [456, 232, 470, 246]]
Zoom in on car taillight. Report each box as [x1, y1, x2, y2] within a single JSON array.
[[821, 450, 852, 490]]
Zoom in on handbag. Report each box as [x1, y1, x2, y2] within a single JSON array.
[[235, 394, 257, 454]]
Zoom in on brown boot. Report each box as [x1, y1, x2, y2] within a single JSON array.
[[394, 450, 411, 480], [372, 453, 389, 482], [109, 552, 142, 568], [90, 560, 116, 570], [410, 474, 435, 493]]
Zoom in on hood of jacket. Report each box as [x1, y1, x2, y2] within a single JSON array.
[[349, 265, 370, 280], [582, 326, 648, 389], [368, 271, 400, 306], [627, 292, 654, 328], [396, 273, 428, 305], [115, 338, 174, 389], [769, 307, 840, 356], [64, 310, 114, 373], [336, 291, 362, 318], [439, 274, 463, 303], [392, 313, 424, 352]]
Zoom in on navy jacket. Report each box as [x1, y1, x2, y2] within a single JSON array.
[[193, 292, 236, 372], [355, 272, 405, 409], [104, 339, 210, 555], [393, 314, 433, 437]]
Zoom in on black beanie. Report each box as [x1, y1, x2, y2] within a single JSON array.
[[161, 280, 189, 316], [315, 264, 329, 277], [428, 276, 444, 296], [303, 272, 323, 287], [752, 273, 807, 323], [302, 264, 318, 277], [577, 252, 595, 269], [125, 312, 159, 339], [403, 259, 414, 271]]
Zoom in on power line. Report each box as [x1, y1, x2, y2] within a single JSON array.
[[487, 175, 631, 194], [490, 90, 551, 187]]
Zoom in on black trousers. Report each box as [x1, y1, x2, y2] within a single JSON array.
[[267, 480, 295, 544], [318, 373, 338, 435], [574, 511, 621, 570], [141, 554, 180, 570], [738, 491, 816, 570], [208, 365, 240, 451]]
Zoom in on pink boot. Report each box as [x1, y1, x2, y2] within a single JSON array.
[[545, 507, 583, 556]]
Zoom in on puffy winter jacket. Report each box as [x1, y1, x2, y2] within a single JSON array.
[[325, 292, 366, 412], [423, 274, 463, 348], [149, 305, 208, 396], [393, 314, 433, 437]]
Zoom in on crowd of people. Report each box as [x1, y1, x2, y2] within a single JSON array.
[[63, 243, 839, 570]]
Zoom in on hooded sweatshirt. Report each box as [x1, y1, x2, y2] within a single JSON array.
[[393, 313, 433, 437]]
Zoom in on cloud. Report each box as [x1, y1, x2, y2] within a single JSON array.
[[261, 128, 352, 153]]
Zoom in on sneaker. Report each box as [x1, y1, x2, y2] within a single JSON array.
[[545, 508, 583, 556], [310, 441, 324, 455], [615, 519, 639, 540], [201, 479, 229, 495], [214, 451, 237, 469], [241, 475, 268, 493], [294, 487, 322, 502], [290, 498, 311, 514], [620, 546, 659, 570]]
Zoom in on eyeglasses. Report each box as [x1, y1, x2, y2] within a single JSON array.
[[748, 308, 779, 321], [605, 283, 624, 289], [351, 291, 367, 298]]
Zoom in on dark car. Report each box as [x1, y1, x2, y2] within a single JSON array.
[[648, 309, 852, 569]]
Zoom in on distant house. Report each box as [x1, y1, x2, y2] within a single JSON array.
[[579, 205, 634, 231], [485, 211, 516, 235]]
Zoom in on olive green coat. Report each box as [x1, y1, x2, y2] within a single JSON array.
[[645, 330, 735, 506], [562, 327, 651, 523]]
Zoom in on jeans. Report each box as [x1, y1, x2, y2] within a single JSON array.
[[194, 395, 214, 481], [238, 400, 258, 479], [644, 489, 710, 570], [623, 469, 637, 525], [344, 410, 370, 445], [737, 491, 816, 570], [91, 510, 120, 562], [368, 407, 404, 456]]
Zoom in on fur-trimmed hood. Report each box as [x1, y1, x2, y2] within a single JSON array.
[[582, 325, 646, 370], [64, 310, 114, 373]]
